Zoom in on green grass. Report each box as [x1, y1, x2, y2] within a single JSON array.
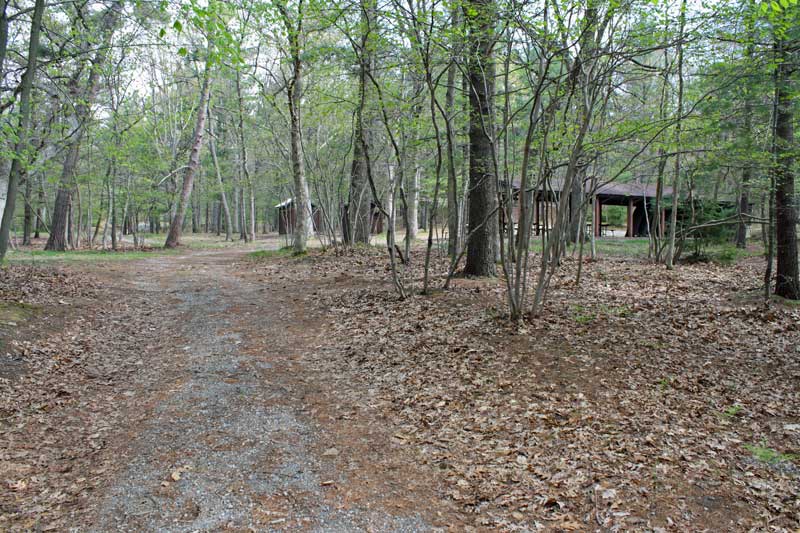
[[593, 238, 652, 257], [527, 237, 652, 257], [246, 246, 299, 260], [569, 303, 632, 324], [4, 248, 178, 264], [744, 443, 797, 465], [591, 238, 764, 263], [0, 301, 36, 323], [721, 404, 743, 420], [570, 304, 597, 324]]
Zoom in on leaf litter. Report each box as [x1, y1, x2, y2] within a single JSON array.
[[251, 246, 800, 531]]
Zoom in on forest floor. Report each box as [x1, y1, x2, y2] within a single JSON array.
[[1, 235, 799, 532]]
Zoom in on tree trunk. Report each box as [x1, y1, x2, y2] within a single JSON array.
[[735, 35, 755, 248], [0, 0, 44, 260], [347, 0, 374, 245], [34, 174, 44, 238], [288, 57, 312, 253], [22, 175, 32, 245], [463, 0, 498, 277], [208, 105, 233, 241], [406, 76, 424, 246], [443, 5, 460, 259], [165, 57, 212, 248], [0, 1, 8, 79], [45, 1, 122, 251], [235, 71, 256, 242], [665, 0, 686, 269], [773, 37, 799, 300]]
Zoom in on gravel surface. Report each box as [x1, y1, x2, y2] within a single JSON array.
[[84, 251, 434, 532]]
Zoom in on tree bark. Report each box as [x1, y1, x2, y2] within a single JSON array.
[[347, 0, 374, 245], [773, 37, 799, 300], [235, 71, 256, 242], [45, 1, 122, 251], [0, 0, 44, 261], [165, 57, 212, 248], [665, 0, 686, 269], [463, 0, 498, 277], [207, 104, 233, 241], [287, 59, 312, 253], [22, 175, 32, 245], [445, 13, 460, 259]]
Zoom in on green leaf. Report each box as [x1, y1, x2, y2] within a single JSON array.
[[173, 20, 183, 32], [177, 46, 188, 56], [159, 27, 166, 38]]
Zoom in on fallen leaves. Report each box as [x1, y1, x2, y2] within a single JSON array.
[[0, 263, 174, 531], [274, 247, 800, 531]]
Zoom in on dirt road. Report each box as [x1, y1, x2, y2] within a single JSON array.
[[2, 249, 460, 532]]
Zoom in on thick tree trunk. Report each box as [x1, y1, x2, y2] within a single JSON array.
[[45, 1, 122, 251], [0, 0, 44, 260], [463, 0, 498, 277], [165, 58, 212, 248], [773, 38, 799, 300]]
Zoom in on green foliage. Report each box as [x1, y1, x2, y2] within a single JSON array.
[[682, 200, 737, 261]]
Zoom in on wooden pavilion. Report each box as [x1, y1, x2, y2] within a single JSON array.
[[502, 179, 673, 238]]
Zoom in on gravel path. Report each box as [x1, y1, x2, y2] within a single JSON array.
[[84, 250, 433, 532]]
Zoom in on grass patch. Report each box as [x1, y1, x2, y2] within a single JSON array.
[[570, 304, 596, 324], [0, 301, 37, 323], [721, 404, 743, 420], [5, 248, 176, 264], [744, 443, 797, 465], [570, 303, 632, 324], [247, 246, 298, 260], [772, 295, 800, 307], [593, 238, 651, 257]]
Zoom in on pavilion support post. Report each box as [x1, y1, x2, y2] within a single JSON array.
[[626, 197, 635, 238], [534, 195, 540, 235], [593, 196, 602, 237]]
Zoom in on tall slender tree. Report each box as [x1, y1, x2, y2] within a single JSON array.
[[165, 55, 213, 248], [0, 0, 45, 261]]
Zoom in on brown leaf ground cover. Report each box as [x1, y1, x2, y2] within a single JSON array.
[[1, 243, 798, 532], [0, 262, 176, 529], [260, 246, 800, 531]]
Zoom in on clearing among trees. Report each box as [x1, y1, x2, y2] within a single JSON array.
[[0, 0, 799, 530]]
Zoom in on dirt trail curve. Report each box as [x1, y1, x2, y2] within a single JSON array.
[[71, 249, 452, 532]]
